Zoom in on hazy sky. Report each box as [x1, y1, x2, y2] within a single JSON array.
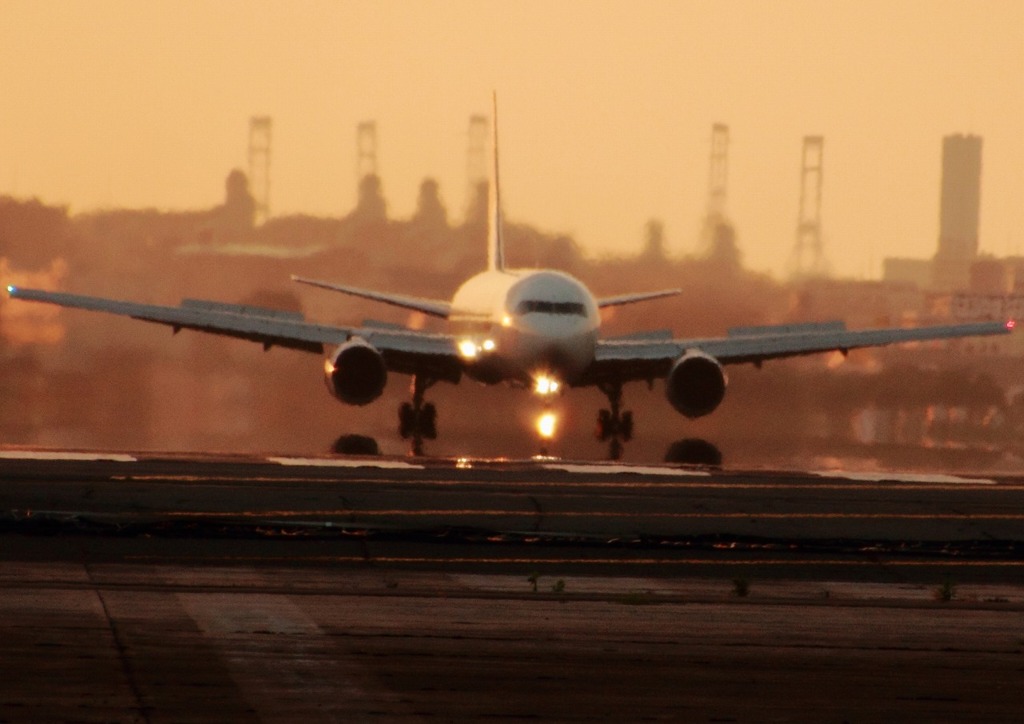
[[1, 0, 1022, 279]]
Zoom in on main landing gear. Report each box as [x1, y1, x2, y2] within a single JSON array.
[[399, 375, 437, 456], [595, 380, 633, 461]]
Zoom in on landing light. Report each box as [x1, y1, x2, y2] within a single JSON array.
[[458, 340, 479, 359], [534, 375, 560, 395], [482, 338, 496, 352], [537, 411, 557, 440]]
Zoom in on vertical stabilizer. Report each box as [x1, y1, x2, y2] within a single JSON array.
[[487, 93, 506, 272]]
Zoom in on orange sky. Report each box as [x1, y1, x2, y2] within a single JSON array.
[[1, 0, 1022, 279]]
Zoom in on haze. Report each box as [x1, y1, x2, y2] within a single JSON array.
[[1, 0, 1021, 279]]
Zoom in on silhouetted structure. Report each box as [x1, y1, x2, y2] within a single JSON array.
[[699, 124, 731, 256], [641, 219, 666, 261], [248, 117, 272, 225], [357, 121, 379, 184], [350, 174, 388, 226], [789, 135, 828, 278], [933, 134, 982, 290], [410, 178, 448, 233], [466, 115, 488, 222], [217, 169, 256, 232]]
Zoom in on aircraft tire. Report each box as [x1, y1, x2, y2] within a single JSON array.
[[422, 403, 438, 440]]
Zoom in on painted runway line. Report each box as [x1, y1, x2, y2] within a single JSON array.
[[815, 470, 996, 485], [0, 450, 137, 463], [543, 463, 710, 477], [267, 456, 425, 470]]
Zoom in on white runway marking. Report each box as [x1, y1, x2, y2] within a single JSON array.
[[268, 456, 424, 470], [179, 593, 375, 720], [0, 450, 137, 462], [814, 470, 996, 485], [543, 463, 710, 477]]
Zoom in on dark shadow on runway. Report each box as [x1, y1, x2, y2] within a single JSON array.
[[664, 438, 722, 467], [331, 434, 380, 455]]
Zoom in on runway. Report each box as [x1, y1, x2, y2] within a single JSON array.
[[2, 449, 1024, 581], [2, 450, 1024, 721]]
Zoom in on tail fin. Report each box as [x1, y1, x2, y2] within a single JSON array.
[[487, 92, 505, 272]]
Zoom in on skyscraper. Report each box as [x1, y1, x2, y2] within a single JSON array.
[[933, 134, 982, 290]]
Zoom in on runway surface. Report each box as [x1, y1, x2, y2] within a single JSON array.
[[2, 449, 1024, 721], [3, 449, 1024, 581]]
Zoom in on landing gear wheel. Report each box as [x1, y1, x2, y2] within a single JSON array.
[[399, 402, 415, 439], [595, 408, 633, 442], [421, 403, 437, 440], [596, 409, 612, 441], [620, 410, 633, 442], [597, 381, 632, 460], [400, 375, 438, 456]]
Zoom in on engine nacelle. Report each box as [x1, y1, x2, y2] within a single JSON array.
[[665, 350, 728, 418], [324, 338, 387, 406]]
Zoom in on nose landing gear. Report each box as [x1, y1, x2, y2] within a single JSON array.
[[399, 375, 437, 456], [596, 380, 632, 460]]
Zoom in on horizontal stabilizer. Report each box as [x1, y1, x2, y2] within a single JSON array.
[[292, 275, 452, 319], [596, 289, 681, 309]]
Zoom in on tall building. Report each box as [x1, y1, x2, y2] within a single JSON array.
[[933, 134, 982, 290]]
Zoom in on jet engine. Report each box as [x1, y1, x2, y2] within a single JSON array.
[[324, 338, 387, 406], [665, 350, 727, 418]]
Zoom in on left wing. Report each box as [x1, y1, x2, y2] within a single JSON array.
[[582, 319, 1014, 385], [6, 286, 461, 379], [291, 275, 452, 319]]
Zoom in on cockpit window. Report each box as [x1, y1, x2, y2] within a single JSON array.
[[516, 300, 586, 316]]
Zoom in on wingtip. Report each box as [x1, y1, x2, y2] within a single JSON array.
[[1006, 319, 1016, 331]]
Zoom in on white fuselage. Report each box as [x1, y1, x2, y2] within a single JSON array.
[[448, 269, 600, 387]]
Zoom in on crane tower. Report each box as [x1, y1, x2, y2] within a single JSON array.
[[789, 135, 828, 278], [248, 116, 271, 225], [699, 123, 730, 252], [356, 121, 379, 183]]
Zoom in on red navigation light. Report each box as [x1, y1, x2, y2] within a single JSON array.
[[1007, 319, 1017, 331]]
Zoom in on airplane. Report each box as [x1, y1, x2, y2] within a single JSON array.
[[5, 100, 1015, 458]]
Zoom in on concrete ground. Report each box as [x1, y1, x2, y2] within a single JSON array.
[[2, 451, 1023, 721], [1, 557, 1023, 722]]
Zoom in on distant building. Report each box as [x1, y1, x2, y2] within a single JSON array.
[[884, 134, 985, 293], [883, 257, 932, 288], [932, 134, 982, 290]]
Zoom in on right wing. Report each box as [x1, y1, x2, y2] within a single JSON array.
[[6, 286, 462, 380], [595, 289, 681, 309], [584, 319, 1014, 385]]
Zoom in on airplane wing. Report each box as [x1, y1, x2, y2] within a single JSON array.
[[6, 286, 460, 379], [291, 275, 452, 319], [595, 289, 681, 309], [582, 319, 1014, 385]]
